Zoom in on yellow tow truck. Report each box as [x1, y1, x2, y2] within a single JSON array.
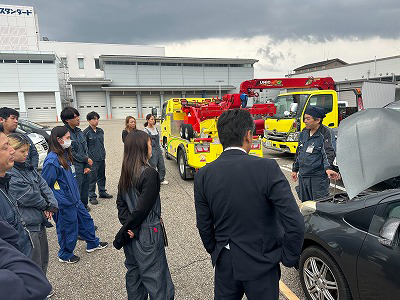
[[161, 98, 265, 180]]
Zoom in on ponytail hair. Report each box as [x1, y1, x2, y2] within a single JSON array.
[[144, 113, 156, 127]]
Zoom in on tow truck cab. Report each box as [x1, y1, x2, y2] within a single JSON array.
[[264, 90, 338, 154]]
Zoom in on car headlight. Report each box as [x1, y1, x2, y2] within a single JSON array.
[[286, 132, 300, 142], [300, 201, 316, 216]]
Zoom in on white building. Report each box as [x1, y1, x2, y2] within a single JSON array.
[[0, 4, 39, 51], [289, 56, 400, 104], [0, 51, 62, 122]]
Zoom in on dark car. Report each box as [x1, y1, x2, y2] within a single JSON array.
[[298, 108, 400, 300], [18, 119, 51, 142]]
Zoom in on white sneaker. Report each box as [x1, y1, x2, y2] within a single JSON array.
[[161, 180, 169, 185]]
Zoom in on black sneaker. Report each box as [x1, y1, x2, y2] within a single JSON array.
[[86, 241, 108, 253], [89, 198, 99, 205], [58, 255, 80, 264], [99, 192, 113, 199]]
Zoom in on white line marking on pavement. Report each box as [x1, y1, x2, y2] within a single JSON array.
[[279, 166, 346, 192]]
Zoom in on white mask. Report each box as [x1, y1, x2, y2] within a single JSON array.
[[61, 139, 72, 149]]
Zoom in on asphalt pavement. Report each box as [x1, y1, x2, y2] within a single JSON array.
[[44, 119, 347, 299]]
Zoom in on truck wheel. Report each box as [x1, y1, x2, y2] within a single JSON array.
[[180, 124, 187, 139], [177, 149, 189, 180], [299, 246, 351, 300], [185, 124, 194, 140]]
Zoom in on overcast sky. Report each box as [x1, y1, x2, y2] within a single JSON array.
[[5, 0, 400, 77]]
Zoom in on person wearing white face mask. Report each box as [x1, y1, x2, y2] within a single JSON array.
[[41, 126, 108, 264]]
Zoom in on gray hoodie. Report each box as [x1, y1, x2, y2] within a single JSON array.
[[8, 162, 58, 232]]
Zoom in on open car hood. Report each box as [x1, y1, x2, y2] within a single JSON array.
[[337, 108, 400, 199]]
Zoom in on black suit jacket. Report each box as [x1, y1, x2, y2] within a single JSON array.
[[194, 149, 305, 281]]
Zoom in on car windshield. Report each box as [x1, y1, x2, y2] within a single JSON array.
[[19, 119, 47, 129], [272, 94, 309, 118], [385, 101, 400, 111]]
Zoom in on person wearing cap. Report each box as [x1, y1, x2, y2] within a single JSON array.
[[291, 106, 340, 202]]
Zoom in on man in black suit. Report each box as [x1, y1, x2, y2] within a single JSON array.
[[194, 109, 305, 300]]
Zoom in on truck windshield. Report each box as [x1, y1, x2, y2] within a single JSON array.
[[272, 94, 309, 118]]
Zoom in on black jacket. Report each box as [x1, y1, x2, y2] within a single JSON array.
[[0, 221, 52, 300], [65, 124, 90, 173], [114, 167, 161, 249], [83, 126, 106, 161], [194, 149, 305, 281]]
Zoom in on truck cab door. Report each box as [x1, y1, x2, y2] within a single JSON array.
[[305, 93, 338, 128]]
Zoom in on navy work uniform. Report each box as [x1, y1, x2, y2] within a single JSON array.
[[292, 124, 336, 202], [83, 126, 108, 201], [65, 124, 91, 208], [41, 152, 100, 261], [143, 127, 166, 182]]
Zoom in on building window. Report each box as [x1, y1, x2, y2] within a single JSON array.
[[95, 58, 100, 69], [78, 58, 84, 69]]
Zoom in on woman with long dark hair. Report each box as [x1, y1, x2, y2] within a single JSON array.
[[114, 130, 174, 300], [143, 114, 168, 185], [122, 116, 137, 143], [41, 126, 108, 264]]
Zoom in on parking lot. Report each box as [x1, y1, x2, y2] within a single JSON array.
[[44, 119, 346, 300]]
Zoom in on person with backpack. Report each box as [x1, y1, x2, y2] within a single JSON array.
[[41, 126, 108, 264], [143, 114, 168, 185], [113, 130, 174, 300]]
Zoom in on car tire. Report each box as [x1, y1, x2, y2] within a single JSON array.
[[184, 124, 194, 140], [180, 124, 187, 139], [299, 246, 352, 300], [177, 149, 189, 180]]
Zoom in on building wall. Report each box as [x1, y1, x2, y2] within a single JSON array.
[[0, 61, 59, 92], [103, 63, 254, 93], [0, 4, 39, 51], [38, 41, 165, 78], [291, 56, 400, 82]]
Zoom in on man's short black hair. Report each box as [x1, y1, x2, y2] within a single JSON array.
[[0, 107, 19, 120], [60, 107, 80, 124], [217, 109, 255, 149], [0, 123, 4, 133], [87, 111, 100, 121]]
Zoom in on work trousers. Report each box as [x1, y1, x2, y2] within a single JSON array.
[[297, 174, 330, 202], [149, 148, 166, 182], [53, 201, 99, 260], [30, 224, 49, 275], [123, 222, 174, 300], [75, 172, 90, 207], [214, 248, 280, 300], [88, 160, 107, 200]]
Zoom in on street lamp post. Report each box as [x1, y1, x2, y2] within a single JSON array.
[[216, 80, 224, 99]]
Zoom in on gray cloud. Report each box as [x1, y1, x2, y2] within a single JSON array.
[[4, 0, 400, 44]]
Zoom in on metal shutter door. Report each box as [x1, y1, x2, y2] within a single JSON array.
[[76, 92, 108, 120], [111, 96, 138, 119], [141, 95, 160, 116], [25, 93, 57, 123], [0, 93, 19, 111], [337, 90, 357, 107]]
